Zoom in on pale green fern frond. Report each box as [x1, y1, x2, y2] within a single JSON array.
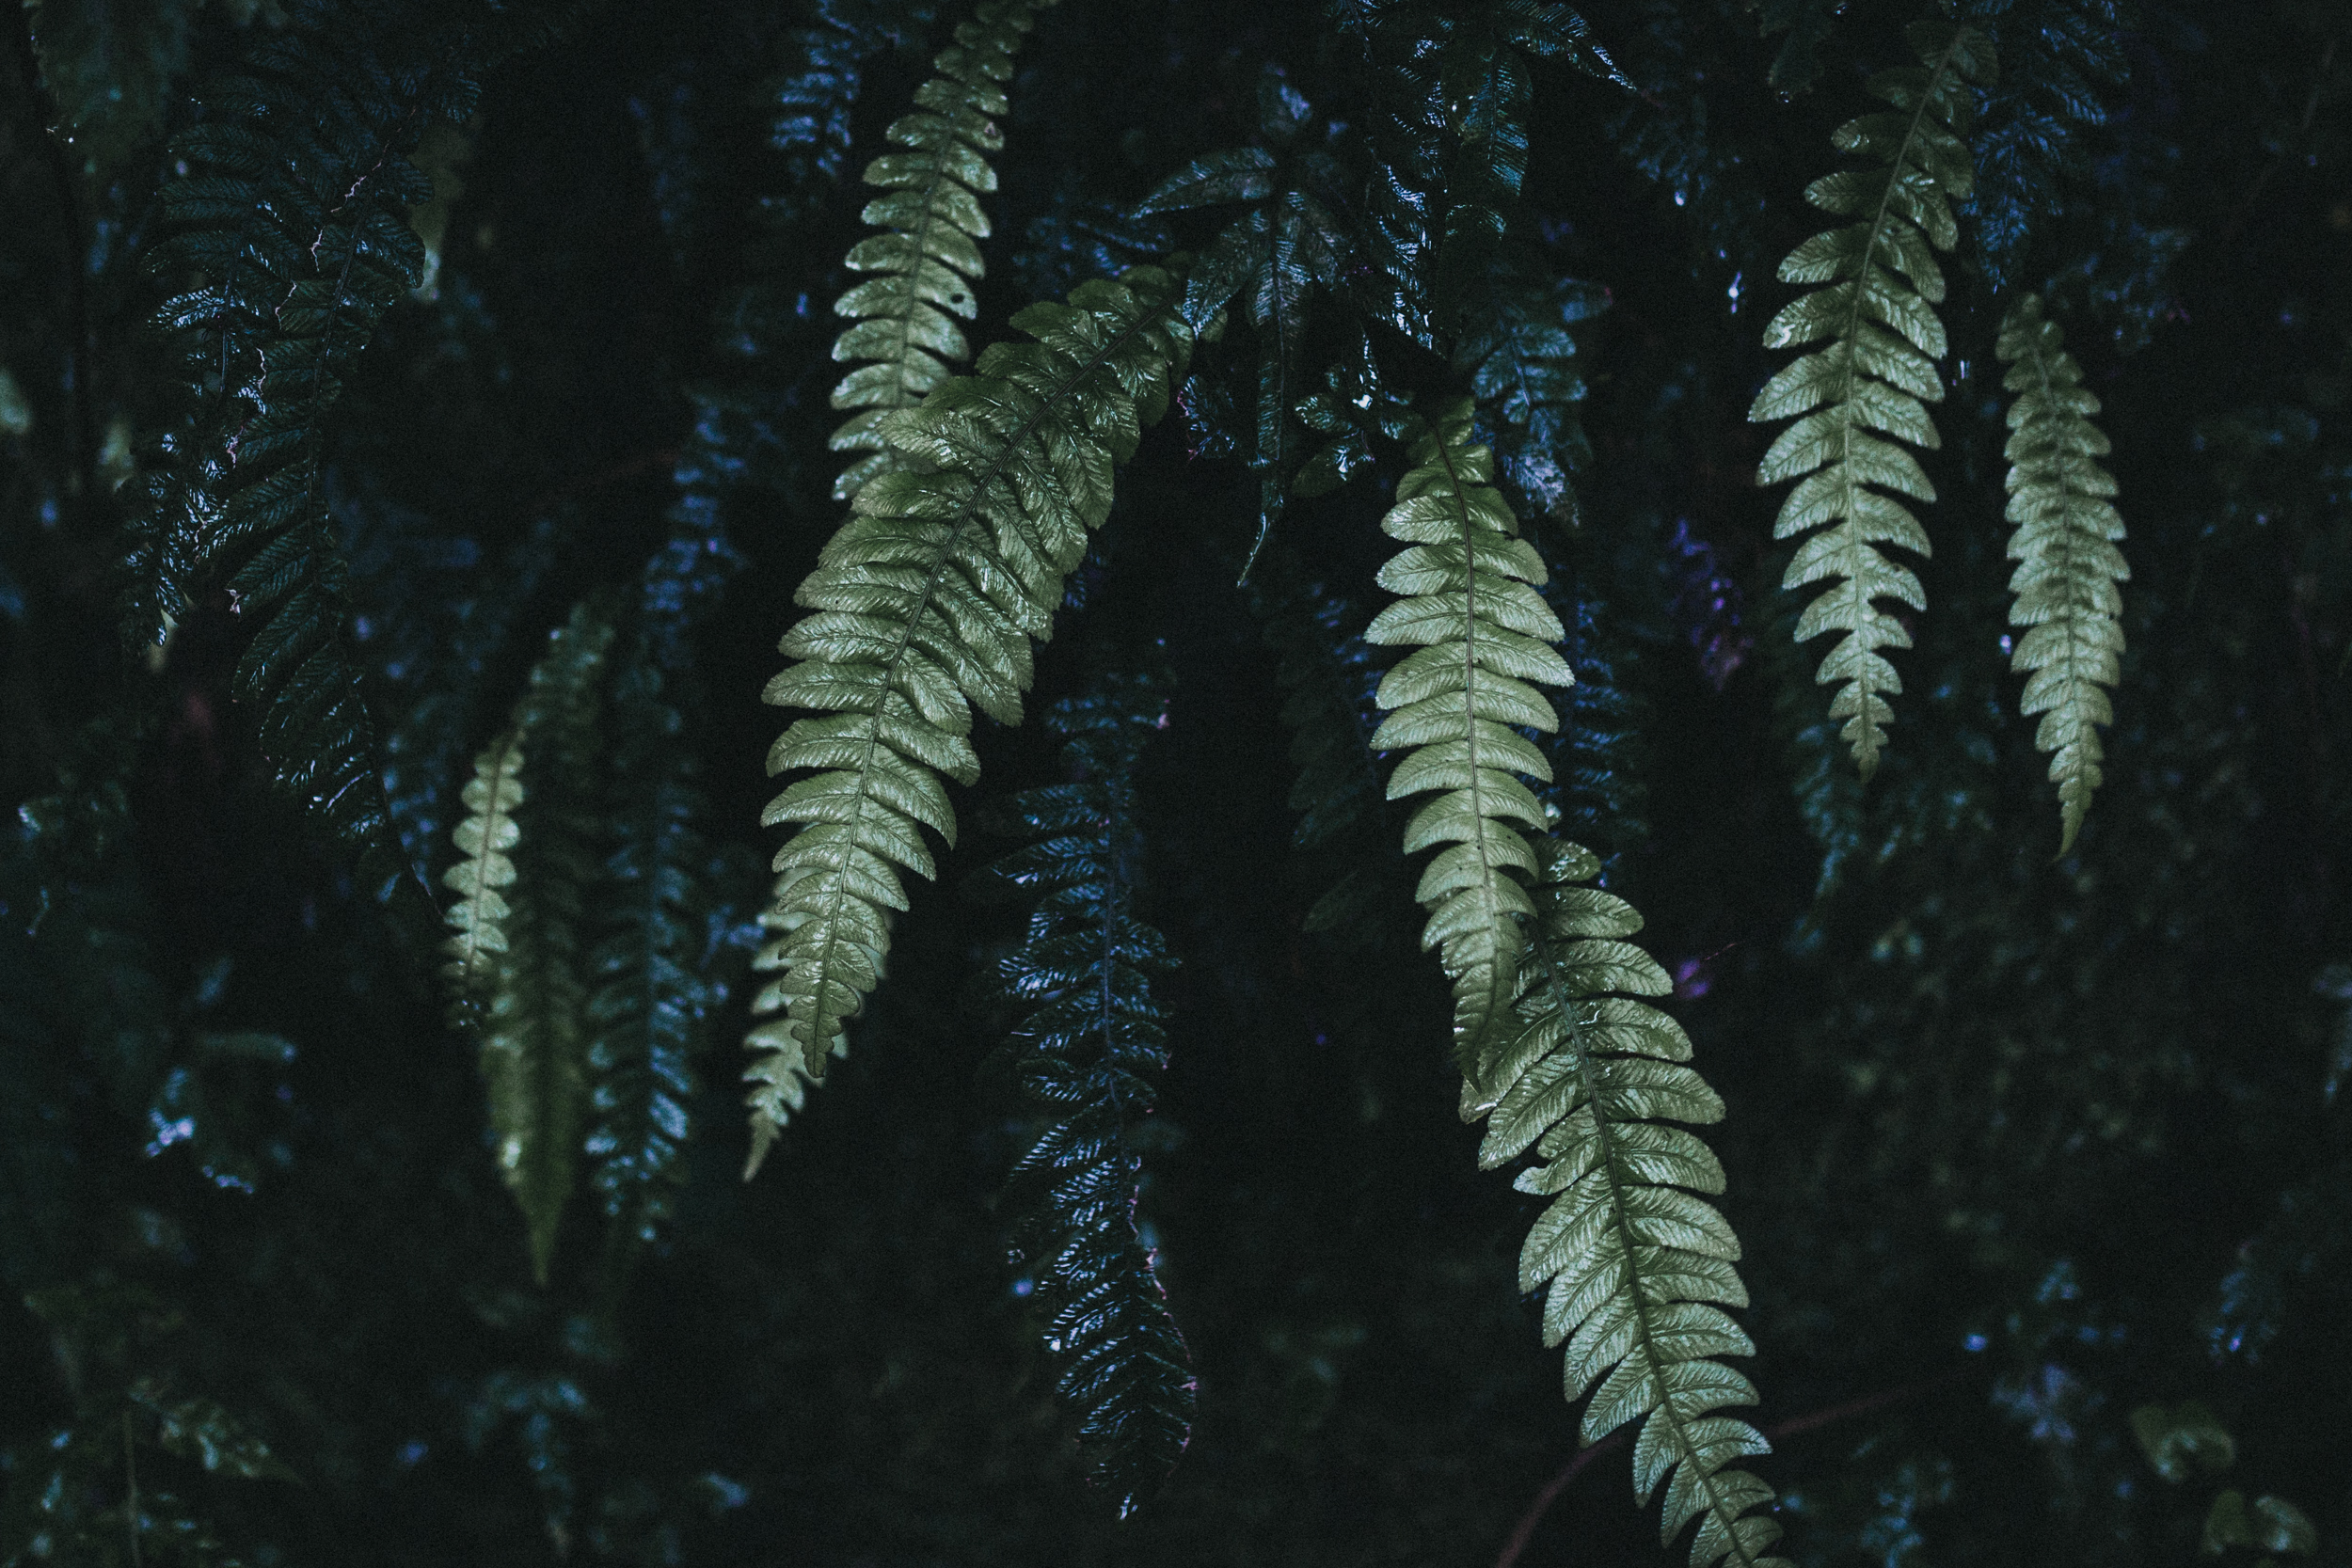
[[1367, 398, 1572, 1072], [440, 727, 525, 1025], [1996, 293, 2127, 851], [749, 265, 1194, 1174], [1468, 836, 1788, 1568], [828, 0, 1057, 501], [479, 602, 613, 1283], [1750, 19, 1995, 779]]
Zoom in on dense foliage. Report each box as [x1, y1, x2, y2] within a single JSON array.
[[2, 0, 2347, 1563]]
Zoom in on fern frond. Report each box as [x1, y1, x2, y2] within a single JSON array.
[[748, 264, 1195, 1172], [133, 2, 475, 848], [1468, 836, 1787, 1568], [1750, 20, 1995, 779], [827, 0, 1056, 501], [1367, 398, 1573, 1071], [1965, 0, 2126, 290], [585, 657, 714, 1254], [1457, 263, 1607, 523], [440, 728, 526, 1024], [1995, 294, 2127, 850], [478, 603, 613, 1283], [974, 675, 1193, 1514]]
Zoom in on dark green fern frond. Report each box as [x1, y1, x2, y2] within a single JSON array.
[[827, 0, 1056, 501], [477, 602, 613, 1283], [1750, 20, 1995, 779], [1136, 84, 1352, 576], [748, 265, 1195, 1172], [1457, 262, 1607, 524], [1963, 0, 2127, 291], [972, 674, 1193, 1515], [1744, 0, 1852, 97], [1996, 293, 2127, 850], [441, 727, 526, 1025], [133, 1, 476, 848], [585, 654, 715, 1255], [764, 0, 943, 221], [1469, 836, 1787, 1568], [1368, 398, 1572, 1070]]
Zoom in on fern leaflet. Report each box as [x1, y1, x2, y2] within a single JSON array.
[[1470, 836, 1787, 1568], [1367, 398, 1572, 1070], [973, 675, 1194, 1515], [828, 0, 1056, 501], [748, 265, 1195, 1172], [441, 728, 526, 1024], [1996, 293, 2127, 850], [1750, 20, 1995, 779]]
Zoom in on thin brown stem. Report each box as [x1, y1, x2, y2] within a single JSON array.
[[1492, 1368, 1974, 1568]]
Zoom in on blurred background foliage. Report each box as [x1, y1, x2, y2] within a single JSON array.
[[1, 0, 2347, 1563]]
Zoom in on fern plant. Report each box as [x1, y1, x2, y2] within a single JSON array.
[[827, 0, 1055, 500], [971, 673, 1194, 1514], [747, 263, 1198, 1168], [1995, 293, 2127, 848], [1750, 20, 1996, 778]]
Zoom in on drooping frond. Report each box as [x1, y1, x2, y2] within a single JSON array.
[[971, 675, 1194, 1515], [133, 1, 476, 849], [441, 728, 526, 1025], [1367, 398, 1572, 1070], [476, 602, 613, 1283], [1750, 20, 1996, 779], [1995, 294, 2127, 850], [748, 265, 1196, 1172], [585, 654, 716, 1255], [1468, 836, 1787, 1568], [828, 0, 1056, 501]]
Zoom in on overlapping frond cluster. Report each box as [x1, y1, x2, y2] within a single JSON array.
[[132, 1, 476, 850], [1366, 399, 1573, 1069], [1996, 294, 2127, 849], [474, 605, 612, 1283], [1467, 839, 1787, 1568], [748, 265, 1195, 1170], [971, 675, 1193, 1515], [828, 0, 1056, 500], [439, 605, 723, 1280], [1750, 21, 1996, 778]]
